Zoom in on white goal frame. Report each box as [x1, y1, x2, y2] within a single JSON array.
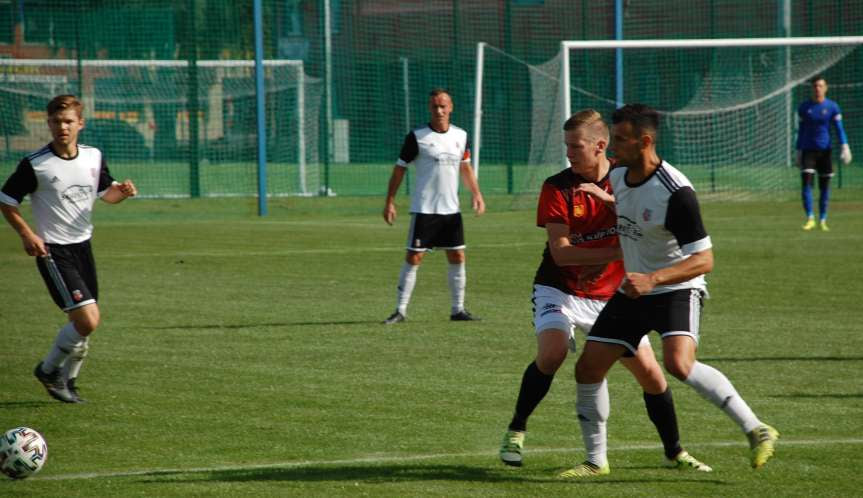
[[472, 36, 863, 179], [559, 36, 863, 169], [1, 59, 312, 195]]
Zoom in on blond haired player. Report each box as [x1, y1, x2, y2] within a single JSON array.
[[500, 110, 709, 476], [1, 95, 137, 403]]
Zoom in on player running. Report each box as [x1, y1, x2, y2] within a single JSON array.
[[1, 94, 137, 403]]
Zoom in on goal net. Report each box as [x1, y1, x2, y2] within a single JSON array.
[[474, 37, 863, 209], [0, 60, 322, 198]]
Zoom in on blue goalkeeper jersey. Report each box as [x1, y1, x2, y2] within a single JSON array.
[[796, 98, 848, 151]]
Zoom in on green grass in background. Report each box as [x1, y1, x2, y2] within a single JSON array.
[[0, 195, 861, 496]]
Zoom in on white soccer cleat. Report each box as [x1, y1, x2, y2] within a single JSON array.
[[499, 430, 525, 467]]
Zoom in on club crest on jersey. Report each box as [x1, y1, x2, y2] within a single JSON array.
[[642, 208, 652, 222], [72, 289, 83, 302], [573, 204, 586, 218]]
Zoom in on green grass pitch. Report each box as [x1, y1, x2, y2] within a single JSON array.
[[1, 192, 862, 496]]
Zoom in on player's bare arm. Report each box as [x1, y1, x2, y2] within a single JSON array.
[[622, 249, 714, 298], [575, 182, 615, 208], [101, 179, 138, 204], [546, 222, 622, 266], [459, 161, 485, 215], [0, 204, 48, 256], [383, 165, 406, 225]]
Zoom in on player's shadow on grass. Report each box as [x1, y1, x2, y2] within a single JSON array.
[[148, 320, 382, 330], [138, 464, 729, 487], [699, 355, 863, 362], [0, 401, 58, 408], [770, 393, 863, 399]]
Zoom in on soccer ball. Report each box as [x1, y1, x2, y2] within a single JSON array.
[[0, 427, 48, 479]]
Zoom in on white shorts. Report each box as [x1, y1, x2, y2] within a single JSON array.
[[533, 284, 649, 353]]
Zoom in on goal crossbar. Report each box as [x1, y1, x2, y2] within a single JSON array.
[[0, 58, 314, 196], [1, 59, 304, 68], [561, 36, 863, 119], [561, 36, 863, 50]]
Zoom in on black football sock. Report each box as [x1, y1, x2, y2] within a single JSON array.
[[508, 361, 554, 432], [644, 388, 683, 460]]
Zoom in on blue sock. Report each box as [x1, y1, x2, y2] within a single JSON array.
[[802, 184, 813, 218], [819, 184, 831, 222]]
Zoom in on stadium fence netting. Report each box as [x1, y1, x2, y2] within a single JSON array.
[[1, 0, 862, 201]]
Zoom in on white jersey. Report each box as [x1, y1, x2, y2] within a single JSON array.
[[396, 124, 471, 215], [609, 160, 712, 295], [0, 144, 115, 245]]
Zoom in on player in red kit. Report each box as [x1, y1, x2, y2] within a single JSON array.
[[498, 110, 710, 477]]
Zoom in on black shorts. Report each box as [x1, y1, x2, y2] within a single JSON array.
[[586, 288, 704, 356], [801, 149, 833, 177], [406, 213, 465, 251], [37, 240, 98, 312]]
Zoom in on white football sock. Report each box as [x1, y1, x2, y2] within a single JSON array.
[[576, 379, 610, 467], [448, 262, 466, 314], [42, 322, 85, 373], [396, 262, 419, 315], [61, 336, 89, 381], [684, 361, 761, 433]]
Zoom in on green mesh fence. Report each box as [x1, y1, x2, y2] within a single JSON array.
[[1, 0, 862, 199], [477, 42, 863, 209]]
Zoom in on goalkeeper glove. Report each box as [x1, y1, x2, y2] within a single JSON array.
[[840, 143, 852, 165]]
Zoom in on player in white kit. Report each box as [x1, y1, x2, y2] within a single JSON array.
[[567, 104, 778, 474], [382, 88, 485, 324], [1, 95, 137, 403]]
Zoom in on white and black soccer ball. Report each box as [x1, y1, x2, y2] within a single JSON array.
[[0, 427, 48, 479]]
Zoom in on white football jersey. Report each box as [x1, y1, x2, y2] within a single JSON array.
[[396, 124, 471, 215], [610, 160, 712, 295], [0, 144, 115, 245]]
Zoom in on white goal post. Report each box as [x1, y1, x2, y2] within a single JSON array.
[[0, 59, 318, 197], [473, 36, 863, 201], [559, 37, 863, 176]]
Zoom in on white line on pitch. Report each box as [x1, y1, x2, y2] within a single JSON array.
[[94, 241, 543, 259], [35, 437, 863, 481]]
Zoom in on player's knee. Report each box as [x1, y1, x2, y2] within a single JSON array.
[[446, 250, 465, 264], [575, 356, 602, 384], [405, 252, 424, 265], [633, 365, 667, 393], [72, 308, 100, 335], [663, 356, 692, 381], [536, 349, 567, 375]]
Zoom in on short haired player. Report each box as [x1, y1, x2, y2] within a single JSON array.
[[0, 95, 137, 403], [796, 75, 852, 231], [499, 110, 710, 475], [381, 88, 485, 324], [566, 104, 778, 476]]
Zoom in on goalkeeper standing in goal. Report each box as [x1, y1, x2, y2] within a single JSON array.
[[1, 95, 137, 403], [796, 75, 852, 231], [381, 88, 485, 324], [500, 110, 710, 474]]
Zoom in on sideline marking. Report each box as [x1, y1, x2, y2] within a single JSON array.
[[36, 437, 863, 481]]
